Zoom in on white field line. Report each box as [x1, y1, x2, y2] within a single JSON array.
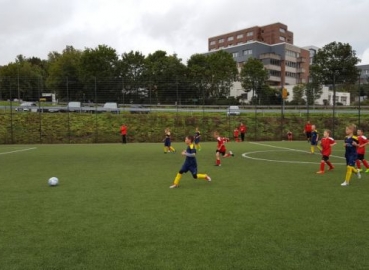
[[241, 142, 346, 165], [0, 147, 37, 155]]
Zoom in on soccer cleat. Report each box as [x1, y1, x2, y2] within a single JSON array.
[[366, 169, 369, 173], [205, 175, 212, 182], [214, 164, 221, 167], [229, 151, 234, 157], [341, 181, 349, 186], [328, 167, 334, 171], [169, 184, 179, 189], [316, 171, 324, 174], [357, 170, 362, 179]]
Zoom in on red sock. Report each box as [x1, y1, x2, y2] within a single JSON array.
[[216, 159, 220, 165], [356, 160, 361, 169], [326, 161, 333, 169], [320, 161, 325, 171], [363, 159, 369, 168]]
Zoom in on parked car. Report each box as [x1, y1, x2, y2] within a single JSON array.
[[15, 102, 38, 112], [227, 106, 241, 116], [129, 105, 150, 114], [99, 102, 120, 114], [67, 101, 82, 112]]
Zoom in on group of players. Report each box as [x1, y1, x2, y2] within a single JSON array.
[[304, 121, 369, 186], [165, 127, 236, 189]]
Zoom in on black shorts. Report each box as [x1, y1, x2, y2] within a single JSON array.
[[306, 132, 312, 139], [216, 149, 226, 156], [322, 155, 329, 161], [357, 154, 365, 160]]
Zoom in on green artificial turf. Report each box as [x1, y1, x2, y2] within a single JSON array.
[[1, 141, 369, 270]]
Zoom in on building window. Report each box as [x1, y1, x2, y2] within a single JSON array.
[[227, 36, 234, 41], [232, 52, 239, 58], [280, 36, 286, 42], [247, 31, 253, 37], [219, 38, 224, 43], [243, 49, 252, 55], [341, 97, 347, 104], [210, 40, 216, 45], [270, 59, 280, 66], [280, 28, 286, 33], [270, 70, 281, 77], [237, 34, 244, 39]]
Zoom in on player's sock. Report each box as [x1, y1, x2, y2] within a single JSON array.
[[345, 166, 352, 182], [197, 174, 207, 180], [319, 161, 325, 171], [216, 159, 221, 166], [326, 161, 333, 169], [363, 159, 369, 168], [356, 160, 361, 169], [173, 173, 182, 186], [310, 146, 314, 153], [170, 146, 176, 152]]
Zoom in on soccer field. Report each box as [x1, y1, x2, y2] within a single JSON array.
[[1, 141, 368, 270]]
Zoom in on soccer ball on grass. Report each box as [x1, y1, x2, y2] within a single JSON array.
[[48, 177, 59, 187]]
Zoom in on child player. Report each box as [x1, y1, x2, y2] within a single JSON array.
[[163, 128, 176, 153], [194, 127, 201, 151], [213, 131, 234, 166], [287, 130, 293, 141], [316, 130, 336, 174], [356, 129, 369, 173], [233, 127, 240, 142], [169, 135, 211, 188], [341, 124, 361, 186], [310, 125, 321, 154]]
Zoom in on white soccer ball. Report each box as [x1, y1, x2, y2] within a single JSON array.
[[48, 177, 59, 186]]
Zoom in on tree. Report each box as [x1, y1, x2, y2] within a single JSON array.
[[310, 42, 361, 104], [290, 84, 306, 105], [239, 57, 269, 105]]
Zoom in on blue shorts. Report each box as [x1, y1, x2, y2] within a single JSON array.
[[180, 163, 197, 176], [164, 139, 171, 147], [311, 140, 318, 146], [346, 154, 357, 166]]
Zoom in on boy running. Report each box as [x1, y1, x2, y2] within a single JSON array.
[[341, 124, 361, 186], [356, 129, 369, 173], [163, 128, 176, 153], [169, 135, 211, 188], [310, 125, 321, 154], [316, 130, 336, 174], [213, 131, 234, 166]]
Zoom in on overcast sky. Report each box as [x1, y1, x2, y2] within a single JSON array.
[[1, 0, 368, 66]]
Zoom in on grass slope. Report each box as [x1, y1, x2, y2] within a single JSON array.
[[1, 141, 369, 270]]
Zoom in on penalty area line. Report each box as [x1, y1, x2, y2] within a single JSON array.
[[0, 147, 37, 155]]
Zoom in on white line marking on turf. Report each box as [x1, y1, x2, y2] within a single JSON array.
[[250, 142, 345, 160], [0, 147, 37, 155]]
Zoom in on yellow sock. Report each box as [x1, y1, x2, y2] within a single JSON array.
[[170, 146, 175, 152], [345, 166, 353, 182], [164, 147, 167, 152], [350, 166, 358, 174], [173, 173, 182, 185], [197, 174, 207, 180], [310, 146, 314, 153]]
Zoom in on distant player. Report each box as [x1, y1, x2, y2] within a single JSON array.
[[304, 121, 312, 143], [356, 129, 369, 173], [287, 130, 293, 141], [163, 128, 176, 153], [310, 125, 321, 154], [316, 130, 336, 174], [213, 131, 234, 166], [233, 127, 240, 142], [169, 135, 211, 188], [341, 124, 361, 186], [194, 127, 201, 151], [239, 122, 247, 142]]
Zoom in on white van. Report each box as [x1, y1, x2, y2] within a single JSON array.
[[227, 106, 241, 116]]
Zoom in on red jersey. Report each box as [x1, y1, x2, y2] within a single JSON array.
[[120, 125, 127, 135], [239, 125, 247, 133], [233, 129, 239, 137], [304, 124, 312, 133], [357, 135, 368, 155], [320, 137, 335, 156], [217, 136, 228, 152]]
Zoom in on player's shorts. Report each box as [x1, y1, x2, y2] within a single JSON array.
[[357, 154, 365, 160], [346, 154, 357, 166], [306, 132, 312, 139], [195, 139, 200, 144], [322, 155, 329, 161], [311, 140, 318, 146], [179, 163, 197, 177], [164, 139, 171, 147], [216, 149, 226, 156]]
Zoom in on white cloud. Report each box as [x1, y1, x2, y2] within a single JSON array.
[[0, 0, 368, 65]]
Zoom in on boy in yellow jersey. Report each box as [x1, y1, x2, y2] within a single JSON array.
[[310, 125, 321, 154], [163, 128, 176, 153], [169, 135, 211, 188], [341, 124, 361, 186]]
